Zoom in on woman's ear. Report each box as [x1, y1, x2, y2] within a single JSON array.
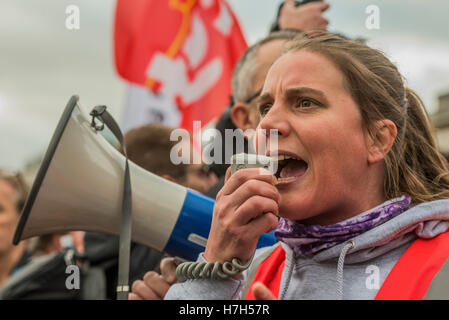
[[231, 103, 252, 131], [367, 119, 397, 164]]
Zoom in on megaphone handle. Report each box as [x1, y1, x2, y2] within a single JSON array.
[[90, 106, 132, 300]]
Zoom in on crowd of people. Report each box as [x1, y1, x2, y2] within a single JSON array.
[[2, 0, 449, 300]]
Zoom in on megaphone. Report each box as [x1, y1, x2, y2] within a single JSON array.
[[13, 96, 276, 262]]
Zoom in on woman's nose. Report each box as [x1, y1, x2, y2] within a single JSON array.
[[254, 104, 290, 155], [258, 104, 290, 138]]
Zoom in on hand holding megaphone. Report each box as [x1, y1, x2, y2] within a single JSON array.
[[203, 167, 280, 270]]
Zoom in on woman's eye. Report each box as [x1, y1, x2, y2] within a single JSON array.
[[259, 104, 272, 116], [301, 99, 312, 108], [296, 98, 320, 109]]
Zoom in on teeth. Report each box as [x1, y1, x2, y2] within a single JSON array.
[[276, 176, 296, 183], [273, 154, 299, 161], [273, 154, 294, 161]]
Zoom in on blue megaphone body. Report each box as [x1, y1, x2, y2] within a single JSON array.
[[164, 189, 276, 261]]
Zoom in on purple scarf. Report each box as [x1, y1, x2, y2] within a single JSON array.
[[274, 196, 411, 256]]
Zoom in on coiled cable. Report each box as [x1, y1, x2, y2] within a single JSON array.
[[176, 252, 255, 282]]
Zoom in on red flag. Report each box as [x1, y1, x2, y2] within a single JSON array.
[[114, 0, 248, 132]]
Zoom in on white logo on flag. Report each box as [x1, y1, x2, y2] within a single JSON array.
[[146, 6, 230, 106], [214, 1, 232, 36], [183, 13, 208, 69]]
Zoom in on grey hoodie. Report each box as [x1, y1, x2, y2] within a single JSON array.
[[165, 199, 449, 300]]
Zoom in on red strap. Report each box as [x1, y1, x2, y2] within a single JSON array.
[[245, 246, 286, 300], [375, 232, 449, 300]]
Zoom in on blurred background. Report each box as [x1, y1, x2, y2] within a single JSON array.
[[1, 0, 449, 183]]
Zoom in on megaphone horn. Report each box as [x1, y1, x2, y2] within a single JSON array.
[[13, 95, 276, 262]]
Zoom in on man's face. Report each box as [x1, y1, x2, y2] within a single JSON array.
[[183, 163, 218, 194], [0, 180, 19, 254], [174, 141, 218, 194]]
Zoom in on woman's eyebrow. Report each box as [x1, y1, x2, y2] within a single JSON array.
[[256, 92, 273, 104], [257, 87, 327, 105], [285, 87, 327, 100]]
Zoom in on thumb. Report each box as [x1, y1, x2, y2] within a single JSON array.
[[317, 1, 330, 12], [224, 166, 232, 183], [160, 257, 182, 284], [252, 282, 277, 300]]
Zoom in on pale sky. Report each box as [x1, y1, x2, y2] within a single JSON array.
[[1, 0, 449, 171]]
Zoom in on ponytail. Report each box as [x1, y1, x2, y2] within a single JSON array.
[[390, 88, 449, 204]]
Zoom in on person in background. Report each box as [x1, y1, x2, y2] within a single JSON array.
[[270, 0, 329, 32], [124, 123, 217, 195], [84, 123, 217, 299], [28, 231, 84, 257], [0, 170, 30, 288], [0, 169, 87, 299]]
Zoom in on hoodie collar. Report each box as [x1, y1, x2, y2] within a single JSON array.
[[310, 199, 449, 264]]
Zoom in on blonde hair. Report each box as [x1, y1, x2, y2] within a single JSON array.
[[286, 31, 449, 205]]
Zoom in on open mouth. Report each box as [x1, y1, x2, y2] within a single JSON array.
[[273, 154, 308, 183]]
